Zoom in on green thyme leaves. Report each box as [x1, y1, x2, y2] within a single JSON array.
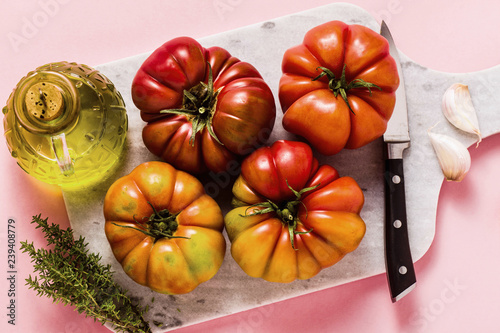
[[20, 215, 152, 333]]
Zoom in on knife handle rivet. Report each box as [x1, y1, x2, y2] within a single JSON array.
[[392, 175, 401, 184], [393, 219, 402, 228], [399, 266, 408, 275]]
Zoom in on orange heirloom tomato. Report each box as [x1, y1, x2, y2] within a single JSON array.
[[279, 21, 399, 155], [224, 140, 366, 283], [103, 161, 226, 294]]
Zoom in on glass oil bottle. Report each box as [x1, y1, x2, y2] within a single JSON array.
[[3, 61, 128, 189]]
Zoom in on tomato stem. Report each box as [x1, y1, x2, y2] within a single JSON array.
[[312, 64, 382, 114], [112, 202, 189, 242], [240, 181, 317, 250], [160, 62, 223, 146]]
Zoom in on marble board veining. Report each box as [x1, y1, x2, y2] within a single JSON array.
[[62, 3, 500, 331]]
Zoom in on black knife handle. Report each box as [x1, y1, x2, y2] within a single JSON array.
[[384, 157, 416, 302]]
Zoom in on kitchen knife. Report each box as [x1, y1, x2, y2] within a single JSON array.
[[380, 20, 416, 302]]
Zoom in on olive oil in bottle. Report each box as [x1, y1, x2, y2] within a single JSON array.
[[3, 61, 128, 189]]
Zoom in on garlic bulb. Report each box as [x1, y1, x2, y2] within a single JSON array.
[[428, 131, 471, 182], [442, 83, 481, 145]]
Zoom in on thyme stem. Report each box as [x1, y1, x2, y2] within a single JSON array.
[[20, 215, 153, 333]]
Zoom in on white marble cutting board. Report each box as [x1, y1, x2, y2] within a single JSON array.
[[62, 3, 500, 331]]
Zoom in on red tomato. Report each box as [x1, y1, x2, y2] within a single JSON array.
[[225, 140, 366, 282], [103, 161, 226, 294], [279, 21, 399, 155], [132, 37, 276, 174]]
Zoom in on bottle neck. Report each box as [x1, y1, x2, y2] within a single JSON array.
[[14, 71, 79, 135]]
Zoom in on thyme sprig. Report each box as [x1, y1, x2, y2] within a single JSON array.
[[20, 214, 152, 333]]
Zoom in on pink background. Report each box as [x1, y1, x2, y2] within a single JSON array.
[[2, 1, 500, 332]]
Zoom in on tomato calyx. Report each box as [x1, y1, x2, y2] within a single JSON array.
[[112, 202, 189, 242], [312, 64, 382, 114], [241, 181, 319, 250], [160, 62, 223, 146]]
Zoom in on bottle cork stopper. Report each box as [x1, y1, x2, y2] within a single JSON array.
[[25, 82, 64, 121]]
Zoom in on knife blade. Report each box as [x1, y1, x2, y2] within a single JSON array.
[[380, 20, 416, 303]]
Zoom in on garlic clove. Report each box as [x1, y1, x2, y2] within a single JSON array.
[[428, 131, 471, 182], [442, 83, 482, 145]]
